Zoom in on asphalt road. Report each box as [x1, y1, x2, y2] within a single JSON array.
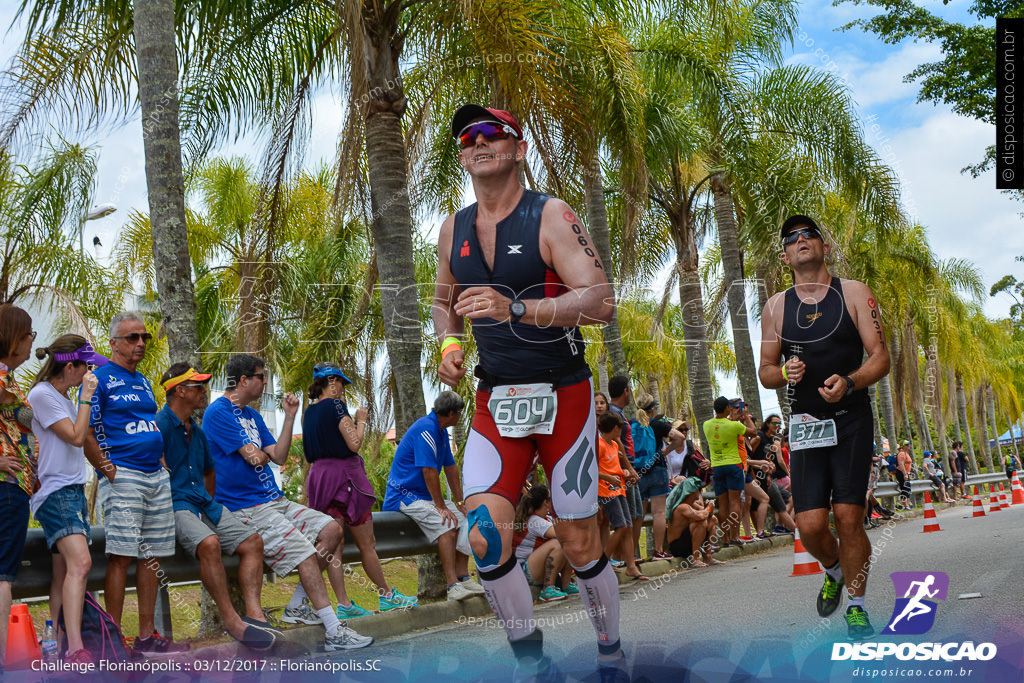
[[284, 501, 1024, 683]]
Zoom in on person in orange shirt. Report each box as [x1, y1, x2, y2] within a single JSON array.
[[596, 412, 647, 580]]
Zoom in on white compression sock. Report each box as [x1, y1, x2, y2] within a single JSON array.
[[825, 561, 843, 582], [573, 555, 621, 652], [287, 583, 308, 609], [316, 605, 341, 637], [478, 556, 536, 642]]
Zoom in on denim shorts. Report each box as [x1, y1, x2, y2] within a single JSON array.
[[713, 464, 745, 495], [638, 466, 669, 501], [624, 481, 643, 519], [35, 484, 91, 554], [0, 482, 30, 581]]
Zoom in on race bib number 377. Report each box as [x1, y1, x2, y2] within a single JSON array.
[[789, 413, 838, 451], [488, 383, 558, 438]]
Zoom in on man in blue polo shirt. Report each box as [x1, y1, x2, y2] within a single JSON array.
[[383, 391, 483, 601], [203, 354, 371, 651], [156, 362, 279, 651], [84, 311, 187, 656]]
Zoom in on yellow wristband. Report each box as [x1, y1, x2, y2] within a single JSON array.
[[781, 365, 789, 381], [441, 336, 461, 353], [441, 340, 462, 360]]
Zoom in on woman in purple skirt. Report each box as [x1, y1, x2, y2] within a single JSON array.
[[303, 362, 417, 618]]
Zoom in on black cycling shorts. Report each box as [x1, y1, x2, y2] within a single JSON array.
[[789, 409, 874, 513]]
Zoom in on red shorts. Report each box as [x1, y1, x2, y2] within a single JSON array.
[[463, 376, 599, 520]]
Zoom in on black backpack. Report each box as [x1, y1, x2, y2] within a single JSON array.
[[58, 591, 131, 662]]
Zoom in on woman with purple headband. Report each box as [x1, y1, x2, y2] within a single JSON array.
[[29, 334, 109, 667], [301, 362, 417, 618]]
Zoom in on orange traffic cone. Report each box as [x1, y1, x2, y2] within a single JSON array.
[[1012, 471, 1024, 506], [6, 603, 41, 670], [922, 491, 941, 533], [989, 485, 1001, 512], [789, 528, 823, 577], [999, 484, 1009, 508], [972, 486, 987, 518]]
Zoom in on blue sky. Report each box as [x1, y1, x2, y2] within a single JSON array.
[[2, 0, 1020, 420]]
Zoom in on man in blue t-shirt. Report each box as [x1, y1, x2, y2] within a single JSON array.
[[383, 391, 482, 600], [203, 354, 371, 651], [84, 311, 187, 656]]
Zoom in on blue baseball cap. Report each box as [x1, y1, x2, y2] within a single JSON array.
[[313, 362, 352, 385]]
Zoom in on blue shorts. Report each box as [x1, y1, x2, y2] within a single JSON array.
[[0, 482, 30, 581], [713, 464, 745, 495], [598, 496, 631, 529], [638, 466, 669, 501], [36, 484, 92, 554]]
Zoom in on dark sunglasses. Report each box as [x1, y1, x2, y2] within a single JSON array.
[[247, 373, 266, 382], [458, 122, 517, 149], [782, 227, 822, 246], [114, 333, 153, 343]]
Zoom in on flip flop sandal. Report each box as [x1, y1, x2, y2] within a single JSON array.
[[629, 574, 651, 581], [229, 625, 277, 651], [689, 561, 709, 568], [707, 559, 725, 566]]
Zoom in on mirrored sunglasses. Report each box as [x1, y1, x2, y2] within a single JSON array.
[[458, 122, 517, 149]]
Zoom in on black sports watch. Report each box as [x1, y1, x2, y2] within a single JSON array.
[[509, 298, 527, 324], [842, 375, 855, 394]]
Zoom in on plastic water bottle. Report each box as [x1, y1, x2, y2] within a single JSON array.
[[41, 620, 58, 665]]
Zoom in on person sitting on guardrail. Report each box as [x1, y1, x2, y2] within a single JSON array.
[[203, 354, 372, 652], [303, 362, 417, 617], [665, 476, 722, 567], [921, 451, 954, 503], [156, 362, 279, 651], [28, 335, 108, 666], [382, 391, 484, 601], [513, 484, 576, 601], [83, 311, 188, 656]]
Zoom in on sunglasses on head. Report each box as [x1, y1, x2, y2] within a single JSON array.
[[114, 332, 153, 343], [458, 122, 518, 149], [782, 227, 822, 246]]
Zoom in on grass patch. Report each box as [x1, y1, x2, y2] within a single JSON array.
[[20, 558, 423, 642]]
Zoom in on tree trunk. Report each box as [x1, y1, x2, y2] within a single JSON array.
[[416, 554, 447, 603], [956, 373, 979, 474], [673, 211, 714, 456], [710, 174, 761, 421], [976, 386, 994, 472], [584, 152, 628, 376], [645, 373, 661, 406], [133, 0, 199, 367], [986, 385, 1003, 468], [903, 319, 932, 455], [597, 348, 609, 396], [924, 344, 950, 476], [877, 374, 898, 450], [870, 387, 883, 456], [754, 267, 789, 418], [361, 21, 425, 436]]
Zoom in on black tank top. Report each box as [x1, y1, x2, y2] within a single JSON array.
[[449, 189, 586, 382], [780, 277, 869, 417]]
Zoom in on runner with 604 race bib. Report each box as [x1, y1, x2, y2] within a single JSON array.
[[759, 215, 891, 641], [432, 104, 623, 680]]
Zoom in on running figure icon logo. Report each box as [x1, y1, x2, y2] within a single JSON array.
[[882, 571, 949, 635]]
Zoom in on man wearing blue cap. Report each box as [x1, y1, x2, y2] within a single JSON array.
[[921, 451, 954, 503]]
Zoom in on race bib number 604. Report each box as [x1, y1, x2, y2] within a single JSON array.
[[488, 383, 558, 438], [789, 413, 838, 451]]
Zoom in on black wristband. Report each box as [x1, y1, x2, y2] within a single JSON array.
[[843, 375, 855, 393]]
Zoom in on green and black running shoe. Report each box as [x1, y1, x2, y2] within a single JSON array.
[[845, 606, 875, 640], [816, 573, 845, 617]]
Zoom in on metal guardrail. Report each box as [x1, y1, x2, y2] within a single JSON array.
[[13, 511, 440, 638], [13, 473, 1012, 636]]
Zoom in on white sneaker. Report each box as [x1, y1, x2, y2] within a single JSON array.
[[281, 597, 320, 625], [447, 581, 475, 601], [324, 623, 373, 651], [460, 577, 485, 594]]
